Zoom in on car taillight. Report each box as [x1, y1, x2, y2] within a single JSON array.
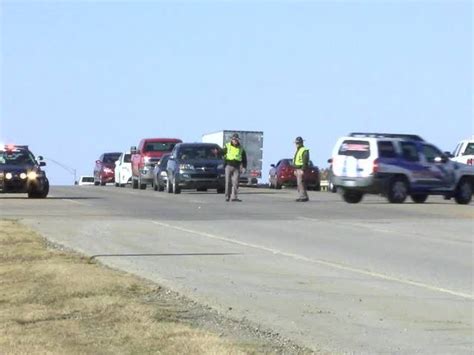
[[373, 159, 379, 174]]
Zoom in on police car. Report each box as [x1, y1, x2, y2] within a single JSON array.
[[329, 133, 474, 204], [0, 144, 49, 198]]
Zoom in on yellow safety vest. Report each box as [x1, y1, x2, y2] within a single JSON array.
[[293, 147, 309, 167], [225, 143, 243, 161]]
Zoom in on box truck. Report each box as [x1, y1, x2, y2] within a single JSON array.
[[202, 130, 264, 185]]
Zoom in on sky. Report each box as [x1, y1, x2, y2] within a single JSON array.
[[1, 0, 472, 185]]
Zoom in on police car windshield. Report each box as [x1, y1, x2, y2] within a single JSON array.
[[0, 150, 36, 166]]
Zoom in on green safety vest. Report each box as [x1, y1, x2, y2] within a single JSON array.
[[293, 147, 309, 167], [225, 143, 243, 161]]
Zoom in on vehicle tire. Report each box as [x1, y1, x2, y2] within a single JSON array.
[[411, 194, 428, 203], [172, 177, 181, 194], [454, 178, 472, 205], [342, 190, 363, 203], [196, 187, 207, 192], [313, 183, 321, 191], [158, 184, 165, 192], [275, 181, 282, 190], [100, 177, 106, 186], [387, 177, 408, 203], [132, 177, 138, 189], [115, 182, 119, 187], [166, 177, 173, 193], [217, 187, 225, 194], [28, 179, 49, 199], [94, 178, 100, 186]]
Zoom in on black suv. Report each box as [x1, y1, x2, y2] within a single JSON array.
[[0, 145, 49, 198], [166, 143, 225, 194]]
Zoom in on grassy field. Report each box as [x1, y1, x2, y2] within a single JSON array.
[[0, 219, 294, 354]]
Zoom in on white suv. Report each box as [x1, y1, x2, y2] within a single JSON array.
[[329, 133, 474, 204], [114, 152, 132, 187]]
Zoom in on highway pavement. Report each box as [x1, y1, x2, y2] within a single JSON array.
[[1, 185, 472, 354]]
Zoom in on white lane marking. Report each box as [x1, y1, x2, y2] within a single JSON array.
[[152, 220, 473, 300]]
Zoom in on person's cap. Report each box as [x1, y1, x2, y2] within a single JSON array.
[[294, 136, 304, 144], [231, 133, 240, 140]]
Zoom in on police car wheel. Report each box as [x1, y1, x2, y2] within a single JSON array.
[[387, 177, 408, 203], [411, 194, 428, 203], [342, 190, 363, 203], [454, 179, 472, 205]]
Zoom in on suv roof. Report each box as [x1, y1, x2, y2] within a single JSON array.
[[349, 132, 425, 142]]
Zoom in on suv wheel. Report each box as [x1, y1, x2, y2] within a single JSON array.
[[411, 194, 428, 203], [387, 177, 408, 203], [132, 177, 138, 189], [217, 187, 225, 194], [454, 179, 472, 205], [342, 190, 363, 203]]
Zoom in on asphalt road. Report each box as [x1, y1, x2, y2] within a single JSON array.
[[1, 185, 473, 354]]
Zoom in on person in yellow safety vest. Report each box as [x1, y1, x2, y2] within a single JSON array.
[[222, 133, 247, 202], [293, 136, 310, 202]]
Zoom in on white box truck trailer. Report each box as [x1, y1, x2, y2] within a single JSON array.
[[202, 130, 264, 185]]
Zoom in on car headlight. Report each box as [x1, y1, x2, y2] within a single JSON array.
[[160, 171, 167, 177], [20, 173, 27, 179], [27, 171, 38, 180], [5, 172, 12, 180], [179, 164, 194, 170]]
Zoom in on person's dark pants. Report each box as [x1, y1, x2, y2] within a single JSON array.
[[225, 165, 240, 200]]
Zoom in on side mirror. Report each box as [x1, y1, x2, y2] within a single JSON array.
[[434, 156, 448, 164], [37, 155, 44, 160], [270, 164, 275, 168], [327, 158, 333, 164], [40, 162, 46, 167], [130, 146, 137, 154]]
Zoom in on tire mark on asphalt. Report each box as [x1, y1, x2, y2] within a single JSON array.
[[151, 220, 473, 300]]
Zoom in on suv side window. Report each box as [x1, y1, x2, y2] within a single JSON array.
[[400, 142, 420, 162], [377, 141, 397, 158], [422, 144, 443, 163]]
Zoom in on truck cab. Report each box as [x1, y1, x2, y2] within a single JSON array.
[[130, 138, 182, 189], [451, 138, 474, 165]]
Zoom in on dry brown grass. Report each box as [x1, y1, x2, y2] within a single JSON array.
[[0, 219, 263, 354]]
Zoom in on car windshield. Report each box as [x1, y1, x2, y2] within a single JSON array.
[[178, 146, 223, 160], [0, 150, 36, 166], [103, 154, 121, 164], [123, 154, 131, 163], [464, 143, 474, 155], [144, 142, 177, 152], [338, 140, 371, 159]]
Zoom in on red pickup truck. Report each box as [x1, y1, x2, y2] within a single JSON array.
[[130, 138, 182, 189]]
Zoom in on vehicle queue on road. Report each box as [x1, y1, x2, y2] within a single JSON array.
[[88, 132, 474, 205]]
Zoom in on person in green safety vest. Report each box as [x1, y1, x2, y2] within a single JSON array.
[[293, 136, 310, 202], [222, 133, 247, 202]]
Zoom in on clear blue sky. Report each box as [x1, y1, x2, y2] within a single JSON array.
[[1, 1, 472, 185]]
